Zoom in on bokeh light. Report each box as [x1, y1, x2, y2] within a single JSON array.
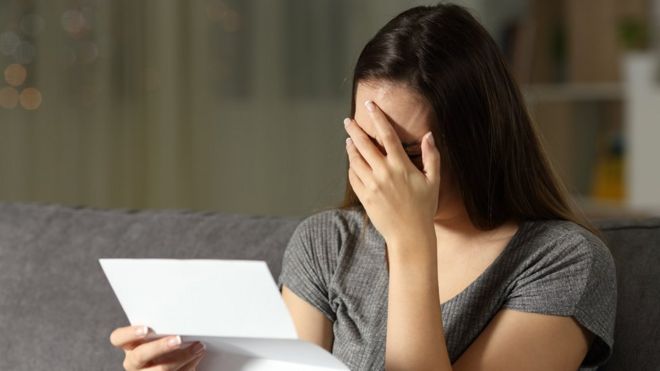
[[0, 87, 19, 109], [19, 87, 42, 110], [0, 31, 20, 56], [14, 42, 36, 64], [61, 9, 87, 36], [4, 64, 27, 87]]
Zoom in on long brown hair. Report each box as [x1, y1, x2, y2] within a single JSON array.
[[337, 3, 598, 236]]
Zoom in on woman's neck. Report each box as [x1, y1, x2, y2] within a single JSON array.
[[432, 190, 517, 249]]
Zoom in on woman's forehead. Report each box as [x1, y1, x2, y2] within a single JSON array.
[[354, 81, 433, 146]]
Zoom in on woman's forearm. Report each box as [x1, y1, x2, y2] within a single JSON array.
[[385, 232, 452, 371]]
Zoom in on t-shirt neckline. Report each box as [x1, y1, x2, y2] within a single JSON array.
[[365, 214, 532, 307], [438, 219, 531, 307]]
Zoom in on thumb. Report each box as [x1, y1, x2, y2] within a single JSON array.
[[421, 131, 441, 184]]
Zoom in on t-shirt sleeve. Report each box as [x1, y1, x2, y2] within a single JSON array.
[[277, 212, 338, 322], [502, 229, 617, 369]]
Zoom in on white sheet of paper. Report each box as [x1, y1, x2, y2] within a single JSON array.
[[99, 258, 349, 371]]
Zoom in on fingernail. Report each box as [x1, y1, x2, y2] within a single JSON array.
[[427, 132, 435, 147], [192, 342, 206, 354], [135, 326, 148, 336], [346, 137, 352, 145], [343, 118, 350, 127], [167, 335, 181, 348], [364, 100, 374, 112]]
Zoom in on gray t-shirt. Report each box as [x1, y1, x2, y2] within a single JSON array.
[[277, 207, 617, 370]]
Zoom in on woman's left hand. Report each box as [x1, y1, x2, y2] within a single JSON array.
[[344, 100, 441, 249]]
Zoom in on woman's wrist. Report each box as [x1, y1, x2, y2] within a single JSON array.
[[385, 226, 437, 266]]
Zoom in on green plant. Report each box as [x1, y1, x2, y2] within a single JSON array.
[[618, 17, 649, 50]]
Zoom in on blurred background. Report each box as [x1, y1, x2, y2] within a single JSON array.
[[0, 0, 658, 218]]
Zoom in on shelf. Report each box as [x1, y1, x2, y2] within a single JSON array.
[[574, 195, 660, 219]]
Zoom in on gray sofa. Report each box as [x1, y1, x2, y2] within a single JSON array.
[[0, 202, 657, 370]]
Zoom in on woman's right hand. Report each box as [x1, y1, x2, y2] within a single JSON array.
[[110, 325, 207, 370]]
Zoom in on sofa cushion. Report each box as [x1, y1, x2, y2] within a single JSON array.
[[0, 202, 300, 370], [594, 217, 660, 370]]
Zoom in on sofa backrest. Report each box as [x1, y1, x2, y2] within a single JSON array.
[[596, 217, 660, 370], [0, 203, 300, 370], [0, 202, 658, 370]]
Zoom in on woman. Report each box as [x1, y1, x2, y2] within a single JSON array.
[[109, 3, 616, 370]]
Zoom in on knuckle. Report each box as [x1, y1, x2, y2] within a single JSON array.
[[382, 132, 396, 143], [131, 350, 148, 368], [377, 167, 391, 181], [390, 163, 406, 176]]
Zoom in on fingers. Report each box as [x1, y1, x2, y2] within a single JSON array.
[[124, 335, 186, 370], [178, 350, 206, 371], [421, 131, 441, 184], [363, 100, 407, 161], [110, 325, 151, 350], [343, 118, 384, 172], [348, 167, 365, 201], [141, 342, 206, 371], [346, 137, 375, 189]]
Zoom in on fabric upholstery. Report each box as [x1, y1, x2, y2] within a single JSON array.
[[596, 217, 660, 370], [0, 202, 299, 370], [0, 202, 657, 370]]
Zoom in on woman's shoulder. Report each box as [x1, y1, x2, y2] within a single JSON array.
[[520, 219, 614, 270], [293, 206, 369, 239], [504, 218, 617, 310], [505, 219, 617, 368], [508, 218, 617, 316], [285, 206, 384, 263]]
